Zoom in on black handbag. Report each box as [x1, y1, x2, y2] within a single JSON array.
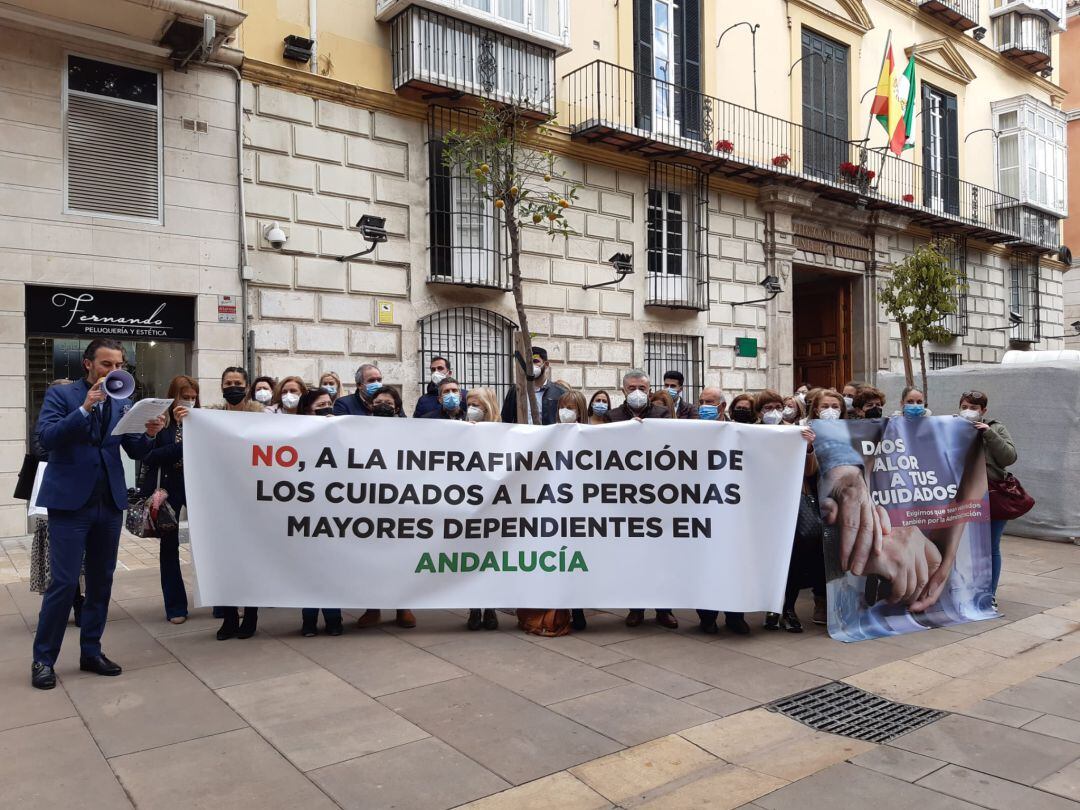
[[13, 453, 39, 501], [794, 486, 824, 548]]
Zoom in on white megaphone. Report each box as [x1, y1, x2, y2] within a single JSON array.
[[102, 369, 135, 400]]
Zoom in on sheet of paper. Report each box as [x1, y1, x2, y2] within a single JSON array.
[[111, 398, 173, 435]]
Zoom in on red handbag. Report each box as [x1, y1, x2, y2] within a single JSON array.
[[988, 473, 1034, 521]]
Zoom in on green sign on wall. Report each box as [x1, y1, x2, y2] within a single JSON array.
[[735, 337, 758, 358]]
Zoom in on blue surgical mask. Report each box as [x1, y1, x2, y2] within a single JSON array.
[[591, 402, 608, 415], [323, 384, 337, 396], [665, 387, 680, 400], [903, 404, 926, 418], [698, 404, 719, 420], [364, 382, 382, 397], [442, 392, 461, 411]]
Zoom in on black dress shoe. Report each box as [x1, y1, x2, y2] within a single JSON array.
[[80, 654, 122, 676], [237, 609, 258, 639], [571, 609, 587, 632], [781, 609, 804, 634], [725, 613, 751, 636], [216, 615, 239, 640], [482, 608, 499, 630], [467, 609, 483, 631], [764, 612, 781, 631], [31, 661, 56, 690]]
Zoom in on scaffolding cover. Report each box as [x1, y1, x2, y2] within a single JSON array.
[[879, 362, 1080, 541]]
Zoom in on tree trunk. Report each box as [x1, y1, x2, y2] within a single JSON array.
[[918, 342, 928, 400], [898, 321, 915, 388], [506, 216, 541, 426]]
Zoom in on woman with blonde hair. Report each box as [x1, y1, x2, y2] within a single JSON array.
[[265, 375, 306, 414], [557, 390, 588, 424], [319, 372, 343, 402], [465, 387, 501, 423]]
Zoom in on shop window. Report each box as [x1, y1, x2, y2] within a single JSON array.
[[1008, 250, 1041, 343], [645, 161, 708, 310], [64, 55, 161, 222], [427, 107, 508, 289], [417, 307, 516, 401], [644, 333, 703, 402]]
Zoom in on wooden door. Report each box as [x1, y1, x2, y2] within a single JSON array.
[[794, 277, 851, 390]]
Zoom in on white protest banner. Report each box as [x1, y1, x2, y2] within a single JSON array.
[[184, 410, 806, 611]]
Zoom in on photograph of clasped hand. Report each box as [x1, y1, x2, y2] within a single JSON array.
[[811, 414, 995, 642]]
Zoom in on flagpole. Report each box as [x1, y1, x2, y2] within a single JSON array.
[[862, 29, 892, 149]]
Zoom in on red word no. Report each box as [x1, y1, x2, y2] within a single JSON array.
[[252, 445, 298, 467]]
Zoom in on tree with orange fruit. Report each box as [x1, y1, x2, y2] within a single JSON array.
[[443, 102, 581, 424]]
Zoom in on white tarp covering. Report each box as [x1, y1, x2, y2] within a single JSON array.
[[879, 362, 1080, 541]]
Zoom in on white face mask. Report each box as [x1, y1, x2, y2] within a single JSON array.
[[818, 407, 841, 420], [254, 389, 272, 404], [960, 408, 981, 422], [781, 406, 797, 422], [761, 410, 783, 425], [558, 408, 578, 423], [843, 396, 854, 409], [796, 393, 806, 405], [431, 371, 447, 386], [281, 392, 300, 409], [466, 405, 484, 423], [626, 390, 649, 411], [533, 363, 544, 380]]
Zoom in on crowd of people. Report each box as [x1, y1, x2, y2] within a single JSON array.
[[25, 337, 1017, 688]]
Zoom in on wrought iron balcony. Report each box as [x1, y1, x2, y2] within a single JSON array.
[[917, 0, 980, 31], [389, 5, 556, 115], [563, 60, 1029, 246]]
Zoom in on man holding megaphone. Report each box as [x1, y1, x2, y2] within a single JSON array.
[[29, 338, 166, 690]]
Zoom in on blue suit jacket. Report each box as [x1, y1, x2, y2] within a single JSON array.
[[35, 378, 153, 511]]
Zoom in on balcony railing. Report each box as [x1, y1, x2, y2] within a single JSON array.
[[918, 0, 980, 31], [564, 60, 1026, 245], [993, 13, 1052, 71]]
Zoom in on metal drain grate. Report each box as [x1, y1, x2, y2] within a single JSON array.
[[767, 682, 946, 743]]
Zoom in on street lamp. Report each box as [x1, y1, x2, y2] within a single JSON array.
[[582, 253, 634, 291], [716, 22, 760, 110]]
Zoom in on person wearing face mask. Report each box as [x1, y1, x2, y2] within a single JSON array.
[[781, 396, 804, 426], [662, 371, 696, 418], [249, 376, 276, 409], [853, 386, 886, 420], [500, 347, 566, 425], [418, 377, 466, 420], [587, 390, 612, 424], [414, 356, 469, 418], [958, 390, 1016, 606], [842, 382, 863, 413], [139, 376, 200, 625], [319, 372, 342, 403], [556, 390, 588, 425], [605, 370, 677, 629], [215, 367, 265, 413], [894, 386, 933, 418], [727, 394, 757, 424], [353, 386, 417, 631], [464, 388, 499, 424], [695, 387, 727, 422], [754, 390, 786, 425], [294, 388, 344, 637], [265, 376, 306, 415], [334, 363, 389, 417]]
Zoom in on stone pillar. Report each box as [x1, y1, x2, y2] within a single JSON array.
[[867, 211, 911, 384]]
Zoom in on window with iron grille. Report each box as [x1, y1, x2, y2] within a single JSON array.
[[933, 235, 968, 337], [427, 106, 508, 289], [646, 162, 708, 310], [64, 55, 162, 223], [929, 352, 962, 370], [1008, 249, 1041, 343], [644, 333, 704, 401], [417, 307, 517, 402], [389, 5, 556, 114]]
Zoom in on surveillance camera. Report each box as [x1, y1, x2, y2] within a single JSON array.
[[264, 222, 288, 250]]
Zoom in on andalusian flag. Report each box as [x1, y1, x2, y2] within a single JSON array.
[[871, 34, 916, 156]]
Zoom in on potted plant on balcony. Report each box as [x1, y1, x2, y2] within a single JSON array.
[[838, 161, 875, 184], [443, 102, 581, 425], [715, 139, 735, 155], [902, 193, 915, 203], [772, 154, 791, 168]]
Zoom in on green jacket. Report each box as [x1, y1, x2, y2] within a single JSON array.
[[982, 417, 1016, 482]]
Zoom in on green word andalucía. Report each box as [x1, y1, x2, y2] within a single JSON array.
[[415, 547, 588, 574]]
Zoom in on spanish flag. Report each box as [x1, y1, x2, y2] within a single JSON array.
[[871, 34, 916, 156]]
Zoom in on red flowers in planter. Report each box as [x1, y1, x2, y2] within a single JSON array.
[[772, 154, 791, 167], [715, 139, 735, 154], [902, 193, 915, 203], [838, 162, 874, 182]]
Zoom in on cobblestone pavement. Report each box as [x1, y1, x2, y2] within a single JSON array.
[[4, 535, 1080, 809]]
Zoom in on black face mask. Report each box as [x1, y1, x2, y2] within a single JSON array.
[[731, 409, 754, 423], [372, 404, 396, 418], [863, 406, 883, 420], [222, 386, 246, 405], [313, 407, 333, 416]]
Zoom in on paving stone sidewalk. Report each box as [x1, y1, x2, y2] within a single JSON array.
[[4, 534, 1080, 808]]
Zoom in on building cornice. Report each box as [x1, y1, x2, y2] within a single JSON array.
[[786, 0, 874, 33]]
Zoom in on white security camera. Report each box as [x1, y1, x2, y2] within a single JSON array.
[[264, 222, 288, 250]]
